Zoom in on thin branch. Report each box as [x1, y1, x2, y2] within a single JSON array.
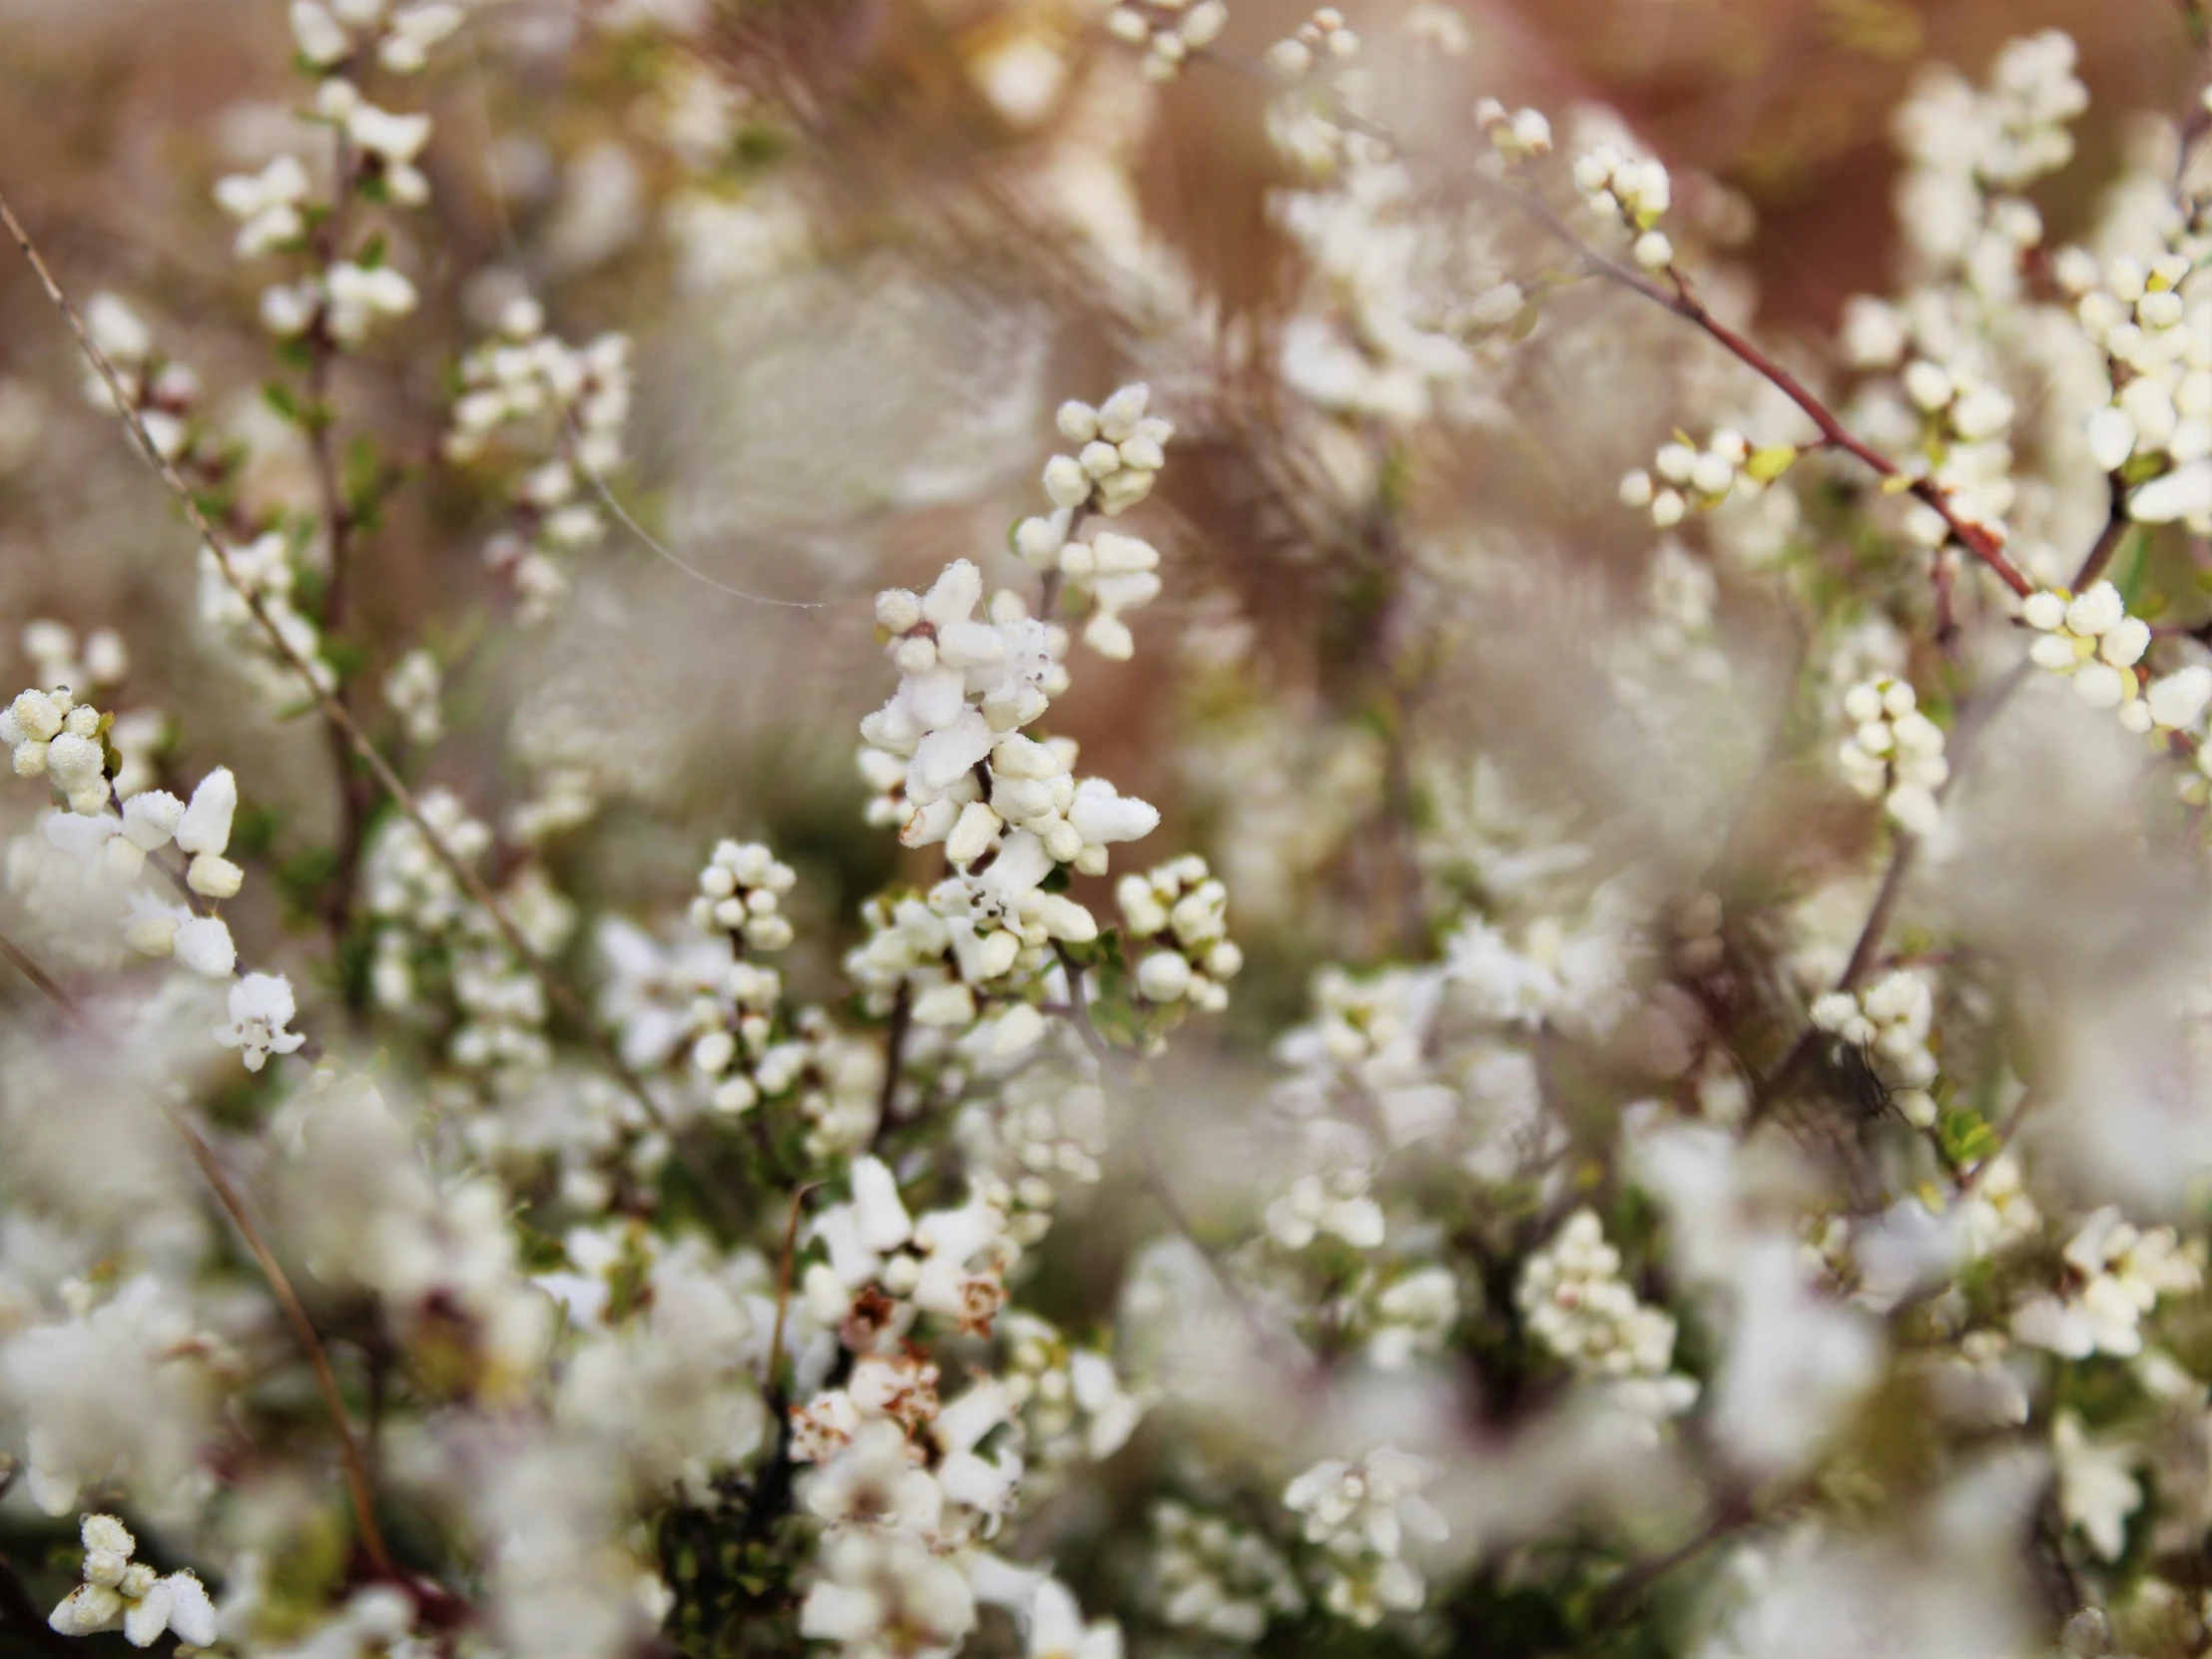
[[165, 1110, 396, 1580], [1202, 52, 2035, 597], [0, 189, 668, 1131], [868, 977, 913, 1150], [0, 930, 78, 1015], [765, 1180, 819, 1400]]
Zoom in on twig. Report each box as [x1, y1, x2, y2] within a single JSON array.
[[765, 1181, 818, 1398], [869, 977, 912, 1148], [0, 929, 77, 1014], [0, 189, 669, 1131], [1200, 51, 2034, 597], [166, 1110, 396, 1580]]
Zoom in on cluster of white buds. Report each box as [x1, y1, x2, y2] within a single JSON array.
[[48, 1514, 219, 1649], [1620, 430, 1791, 527], [1282, 1447, 1448, 1626], [289, 0, 468, 76], [382, 647, 443, 746], [2060, 252, 2212, 525], [446, 299, 633, 621], [1966, 29, 2089, 188], [1104, 0, 1228, 82], [1150, 1501, 1305, 1641], [2020, 582, 2154, 717], [2014, 1207, 2204, 1360], [261, 259, 417, 346], [1809, 968, 1938, 1126], [4, 683, 270, 986], [1265, 1164, 1384, 1252], [1367, 1266, 1459, 1370], [1012, 385, 1172, 654], [363, 786, 497, 1019], [1517, 1210, 1686, 1387], [846, 889, 1014, 1029], [1018, 527, 1161, 661], [1836, 678, 1948, 837], [1261, 8, 1359, 82], [681, 952, 780, 1116], [198, 532, 336, 708], [1272, 965, 1456, 1149], [1036, 383, 1176, 519], [215, 155, 310, 258], [1473, 98, 1551, 161], [334, 94, 434, 204], [80, 294, 203, 463], [957, 1072, 1112, 1237], [687, 839, 798, 953], [24, 743, 259, 989], [1117, 854, 1242, 1008], [6, 687, 114, 816], [1898, 356, 2017, 449], [1572, 145, 1674, 269]]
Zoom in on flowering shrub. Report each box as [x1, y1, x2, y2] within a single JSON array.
[[11, 4, 2212, 1659]]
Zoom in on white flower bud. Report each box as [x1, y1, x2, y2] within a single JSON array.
[[174, 915, 238, 977], [187, 853, 245, 899], [1042, 455, 1091, 509], [1136, 950, 1193, 1001], [177, 767, 239, 856]]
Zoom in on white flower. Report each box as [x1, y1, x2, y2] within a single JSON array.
[[216, 972, 306, 1071], [1024, 1579, 1121, 1659], [49, 1515, 218, 1649], [2053, 1411, 2140, 1561], [173, 915, 238, 978], [214, 155, 310, 257]]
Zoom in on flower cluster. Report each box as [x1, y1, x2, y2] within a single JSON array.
[[1117, 853, 1241, 1009], [1836, 677, 1949, 836], [289, 0, 467, 75], [1282, 1448, 1448, 1627], [2021, 582, 2153, 715], [27, 5, 2212, 1657], [1261, 7, 1360, 82], [1518, 1209, 1697, 1419], [1620, 429, 1792, 526], [1103, 0, 1228, 82], [47, 1514, 218, 1649], [1810, 968, 1939, 1125], [686, 838, 798, 953], [1573, 143, 1675, 269], [1474, 97, 1552, 161], [1148, 1501, 1306, 1642], [444, 298, 634, 620], [2014, 1209, 2204, 1360]]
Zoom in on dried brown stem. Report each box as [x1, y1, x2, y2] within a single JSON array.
[[166, 1109, 396, 1580], [0, 189, 668, 1131]]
